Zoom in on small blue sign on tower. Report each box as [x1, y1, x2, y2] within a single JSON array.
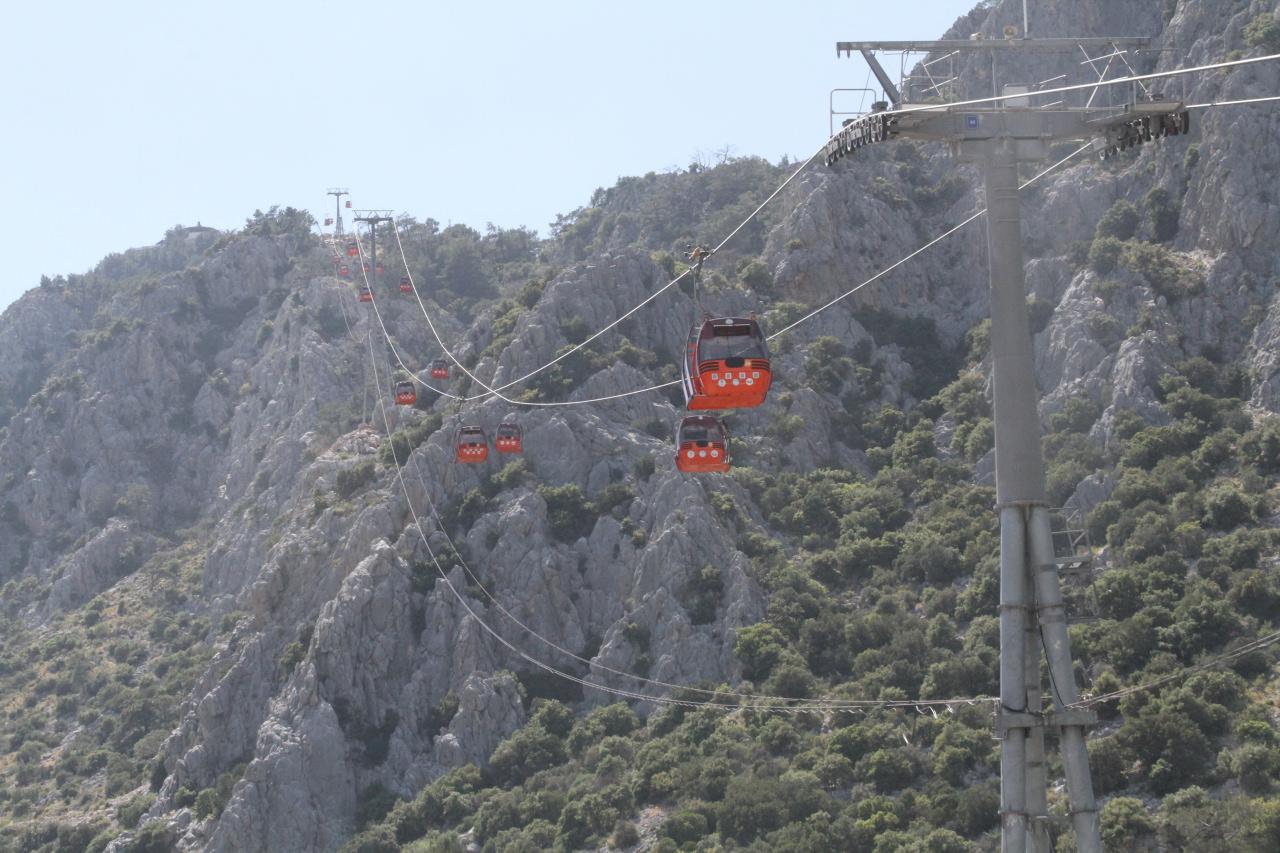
[[965, 114, 980, 129]]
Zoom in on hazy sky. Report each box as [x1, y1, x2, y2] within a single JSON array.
[[2, 0, 970, 311]]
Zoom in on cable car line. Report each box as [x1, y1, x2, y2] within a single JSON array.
[[867, 51, 1280, 121], [387, 145, 825, 407], [1070, 628, 1280, 708], [357, 228, 683, 407], [350, 237, 982, 710], [350, 237, 465, 402], [394, 415, 852, 707], [362, 313, 1280, 714], [357, 83, 1275, 415], [360, 313, 1002, 714], [326, 94, 1280, 716], [375, 54, 1279, 412], [1185, 94, 1280, 109], [767, 141, 1094, 342]]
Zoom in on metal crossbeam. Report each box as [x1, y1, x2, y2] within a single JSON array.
[[823, 101, 1190, 166], [838, 37, 1151, 54]]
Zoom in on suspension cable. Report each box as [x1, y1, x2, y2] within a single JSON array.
[[871, 51, 1280, 120], [388, 145, 826, 407], [370, 72, 1280, 411], [360, 317, 995, 713], [768, 141, 1093, 341], [1071, 629, 1280, 708], [333, 93, 1280, 713], [1187, 94, 1280, 109]]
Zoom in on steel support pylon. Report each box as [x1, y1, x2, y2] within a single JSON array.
[[984, 142, 1099, 853]]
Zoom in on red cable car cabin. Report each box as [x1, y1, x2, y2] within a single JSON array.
[[495, 423, 523, 454], [324, 217, 334, 226], [394, 380, 417, 406], [339, 265, 351, 278], [455, 426, 489, 463], [674, 415, 731, 473], [358, 285, 373, 303], [399, 276, 413, 294], [430, 359, 450, 380], [346, 242, 359, 258], [375, 263, 386, 275], [682, 316, 772, 411]]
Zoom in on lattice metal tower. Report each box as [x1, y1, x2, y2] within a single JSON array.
[[327, 188, 350, 236]]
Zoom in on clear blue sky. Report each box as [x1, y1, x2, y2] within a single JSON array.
[[2, 0, 970, 311]]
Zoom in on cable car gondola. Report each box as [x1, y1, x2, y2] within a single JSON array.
[[674, 415, 731, 473], [495, 422, 523, 454], [358, 284, 373, 303], [324, 217, 334, 226], [375, 263, 386, 275], [346, 242, 359, 258], [399, 276, 413, 294], [394, 380, 417, 406], [339, 265, 351, 278], [455, 425, 489, 463], [430, 359, 450, 380], [682, 315, 772, 411]]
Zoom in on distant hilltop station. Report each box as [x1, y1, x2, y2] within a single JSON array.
[[170, 223, 219, 240]]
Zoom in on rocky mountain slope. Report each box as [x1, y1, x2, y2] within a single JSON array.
[[3, 1, 1280, 851]]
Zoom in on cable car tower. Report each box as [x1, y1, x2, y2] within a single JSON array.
[[327, 188, 350, 236], [826, 12, 1189, 853], [353, 210, 394, 281]]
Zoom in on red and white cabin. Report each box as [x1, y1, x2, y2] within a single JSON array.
[[375, 263, 385, 275], [455, 426, 489, 463], [339, 265, 351, 278], [346, 242, 359, 258], [674, 415, 731, 473], [682, 316, 771, 411], [399, 276, 413, 294], [430, 359, 450, 380], [495, 423, 523, 454], [394, 380, 417, 406], [358, 285, 373, 303]]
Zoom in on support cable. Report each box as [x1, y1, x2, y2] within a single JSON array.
[[767, 141, 1094, 341], [871, 52, 1280, 120], [387, 145, 825, 407], [1072, 629, 1280, 709], [358, 307, 998, 713], [335, 94, 1279, 712], [373, 71, 1280, 411]]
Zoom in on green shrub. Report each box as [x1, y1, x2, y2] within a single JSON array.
[[734, 623, 788, 681], [1244, 13, 1280, 51], [379, 414, 443, 467], [117, 793, 155, 829], [335, 460, 376, 497], [1202, 484, 1252, 530], [1101, 797, 1156, 850], [1088, 236, 1124, 275], [1145, 187, 1180, 242], [610, 820, 640, 849], [1121, 241, 1199, 302], [537, 484, 593, 542], [1096, 200, 1140, 241]]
